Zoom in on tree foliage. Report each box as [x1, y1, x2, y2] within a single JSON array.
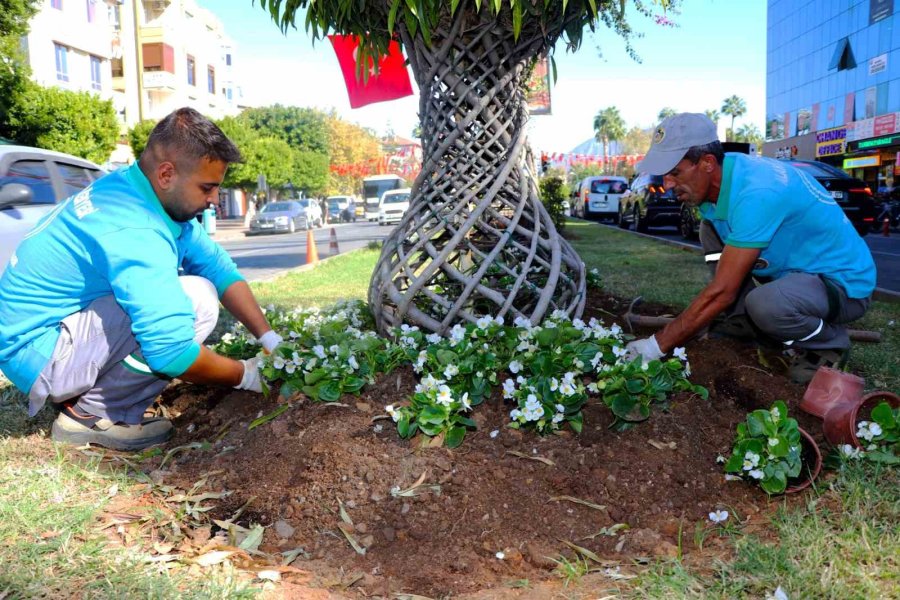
[[539, 171, 570, 232], [657, 107, 677, 122], [127, 119, 158, 160], [240, 105, 329, 154], [733, 123, 763, 150], [326, 113, 382, 194], [5, 85, 118, 164], [0, 0, 40, 140], [258, 0, 677, 65], [593, 106, 626, 166], [619, 125, 651, 156], [721, 95, 747, 141]]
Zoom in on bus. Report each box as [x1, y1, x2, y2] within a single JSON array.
[[362, 174, 406, 221]]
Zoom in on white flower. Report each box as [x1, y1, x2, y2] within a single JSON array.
[[749, 469, 764, 480], [312, 345, 326, 359], [839, 444, 862, 459], [572, 318, 586, 331], [524, 394, 541, 410], [348, 355, 359, 370], [551, 309, 568, 320], [510, 408, 523, 421], [284, 362, 296, 374], [495, 551, 505, 560], [490, 430, 499, 439], [221, 333, 235, 343], [516, 375, 526, 385], [549, 378, 559, 392], [476, 316, 493, 329], [673, 347, 688, 361], [765, 586, 789, 600], [460, 392, 472, 411], [869, 423, 883, 437], [612, 346, 627, 358], [436, 385, 453, 406], [708, 509, 729, 523], [400, 323, 418, 334], [559, 382, 576, 396], [555, 404, 565, 413], [426, 333, 442, 344], [742, 451, 760, 471], [716, 455, 726, 464], [552, 413, 564, 424], [770, 405, 781, 421], [273, 356, 286, 369], [768, 437, 779, 447], [385, 404, 400, 422], [502, 378, 516, 398], [329, 344, 340, 354], [573, 358, 585, 370], [509, 360, 523, 374], [444, 364, 459, 379], [587, 382, 599, 393], [449, 324, 466, 345], [724, 474, 743, 481], [524, 405, 545, 422]]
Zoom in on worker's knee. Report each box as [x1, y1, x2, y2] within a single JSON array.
[[179, 276, 219, 343]]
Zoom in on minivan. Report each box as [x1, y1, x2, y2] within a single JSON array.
[[574, 176, 628, 221], [619, 172, 681, 232]]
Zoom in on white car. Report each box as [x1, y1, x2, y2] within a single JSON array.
[[377, 188, 411, 225], [0, 145, 105, 276], [574, 175, 628, 222]]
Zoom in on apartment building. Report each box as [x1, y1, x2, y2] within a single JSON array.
[[111, 0, 242, 126]]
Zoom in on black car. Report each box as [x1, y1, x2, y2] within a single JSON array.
[[619, 172, 680, 232], [678, 159, 876, 240]]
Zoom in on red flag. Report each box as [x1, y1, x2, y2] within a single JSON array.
[[328, 35, 414, 109]]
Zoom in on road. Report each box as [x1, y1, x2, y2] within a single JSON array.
[[612, 223, 900, 294], [218, 220, 394, 282]]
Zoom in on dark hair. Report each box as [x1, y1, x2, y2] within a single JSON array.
[[143, 107, 242, 166], [684, 141, 724, 166]]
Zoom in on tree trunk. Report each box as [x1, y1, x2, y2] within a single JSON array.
[[368, 9, 586, 335]]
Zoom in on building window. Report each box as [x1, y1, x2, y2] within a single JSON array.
[[51, 0, 62, 9], [109, 3, 121, 29], [225, 53, 232, 66], [90, 55, 101, 90], [186, 55, 195, 86], [829, 37, 857, 72], [226, 88, 233, 101], [207, 66, 215, 94], [54, 43, 69, 82], [86, 0, 96, 22]]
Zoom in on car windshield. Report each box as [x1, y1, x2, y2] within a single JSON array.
[[787, 161, 850, 179], [328, 200, 342, 209], [297, 199, 311, 209], [261, 202, 292, 213], [590, 180, 627, 194], [383, 193, 410, 204]]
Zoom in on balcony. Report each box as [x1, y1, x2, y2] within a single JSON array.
[[143, 70, 176, 91]]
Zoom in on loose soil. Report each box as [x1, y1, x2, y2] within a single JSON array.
[[149, 289, 825, 598]]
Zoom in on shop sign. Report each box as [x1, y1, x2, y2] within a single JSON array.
[[774, 145, 799, 159], [869, 53, 888, 75], [843, 155, 881, 169], [815, 127, 846, 157], [874, 114, 897, 136], [851, 133, 900, 151]]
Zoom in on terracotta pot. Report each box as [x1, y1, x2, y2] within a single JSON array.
[[785, 427, 823, 494], [799, 366, 865, 418], [822, 391, 900, 448]]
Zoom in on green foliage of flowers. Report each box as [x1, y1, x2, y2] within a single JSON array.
[[724, 401, 803, 495], [846, 402, 900, 465]]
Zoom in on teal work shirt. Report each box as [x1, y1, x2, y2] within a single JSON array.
[[0, 164, 243, 396], [699, 153, 876, 299]]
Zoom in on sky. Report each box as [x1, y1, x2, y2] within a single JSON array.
[[203, 0, 767, 154]]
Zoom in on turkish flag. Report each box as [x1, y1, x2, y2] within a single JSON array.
[[328, 35, 414, 109]]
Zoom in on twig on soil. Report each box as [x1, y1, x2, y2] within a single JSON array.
[[737, 364, 774, 377], [159, 442, 210, 469], [550, 495, 606, 511], [212, 418, 235, 442], [647, 439, 677, 450], [322, 403, 350, 408], [231, 495, 256, 522], [393, 594, 437, 600], [390, 470, 441, 498], [507, 450, 555, 466], [248, 403, 291, 431]]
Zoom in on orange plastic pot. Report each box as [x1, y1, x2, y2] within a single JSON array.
[[822, 391, 900, 448], [799, 366, 865, 418], [784, 427, 823, 494]]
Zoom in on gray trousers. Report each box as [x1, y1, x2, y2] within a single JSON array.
[[28, 276, 219, 423], [700, 220, 870, 351]]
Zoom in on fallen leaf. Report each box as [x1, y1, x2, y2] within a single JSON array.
[[507, 450, 555, 466], [648, 439, 676, 450], [550, 495, 606, 511], [193, 550, 235, 566]]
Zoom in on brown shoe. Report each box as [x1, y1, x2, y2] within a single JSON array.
[[51, 411, 173, 451], [788, 348, 850, 385]]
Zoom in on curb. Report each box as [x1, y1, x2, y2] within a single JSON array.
[[253, 246, 371, 284]]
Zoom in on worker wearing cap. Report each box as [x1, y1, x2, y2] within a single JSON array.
[[624, 113, 876, 384]]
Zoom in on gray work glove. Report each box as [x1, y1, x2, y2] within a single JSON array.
[[624, 335, 665, 364], [235, 357, 263, 393]]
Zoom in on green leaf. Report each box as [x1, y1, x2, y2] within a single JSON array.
[[419, 405, 447, 425], [761, 470, 787, 495], [511, 0, 522, 40], [723, 453, 743, 473], [248, 403, 290, 431], [535, 328, 558, 347], [568, 411, 583, 433], [318, 380, 342, 402], [450, 0, 462, 16], [610, 394, 636, 420], [302, 385, 320, 401], [445, 426, 466, 448], [746, 411, 768, 437], [455, 416, 477, 428], [624, 378, 646, 394], [304, 368, 327, 386], [870, 402, 896, 428], [387, 0, 402, 34], [436, 349, 458, 365], [865, 449, 900, 464], [397, 414, 412, 438], [341, 376, 366, 393]]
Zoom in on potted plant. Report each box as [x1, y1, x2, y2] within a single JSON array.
[[724, 400, 823, 495], [823, 391, 900, 456], [799, 366, 865, 418]]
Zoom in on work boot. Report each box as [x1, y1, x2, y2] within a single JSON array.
[[51, 409, 173, 451], [706, 314, 759, 342], [787, 348, 850, 385]]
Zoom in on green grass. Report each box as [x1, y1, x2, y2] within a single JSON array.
[[0, 221, 897, 598]]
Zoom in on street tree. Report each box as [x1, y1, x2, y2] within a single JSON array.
[[704, 108, 720, 127], [326, 113, 383, 194], [721, 95, 747, 141], [593, 106, 626, 174], [240, 104, 329, 154], [0, 0, 39, 140], [127, 119, 158, 160], [657, 107, 677, 122], [734, 123, 763, 150], [258, 0, 678, 334], [6, 85, 118, 164], [619, 126, 652, 157]]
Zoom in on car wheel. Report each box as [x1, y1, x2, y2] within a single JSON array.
[[634, 207, 648, 233], [679, 206, 697, 240], [617, 206, 629, 229], [289, 219, 296, 234]]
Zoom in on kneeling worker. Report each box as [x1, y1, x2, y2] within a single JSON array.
[[625, 113, 875, 384], [0, 108, 281, 450]]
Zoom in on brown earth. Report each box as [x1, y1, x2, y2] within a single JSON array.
[[146, 289, 825, 598]]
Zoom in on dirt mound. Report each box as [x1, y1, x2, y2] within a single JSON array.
[[151, 290, 818, 598]]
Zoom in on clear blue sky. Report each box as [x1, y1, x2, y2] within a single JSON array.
[[203, 0, 766, 153]]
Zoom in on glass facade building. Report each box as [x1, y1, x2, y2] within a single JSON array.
[[766, 0, 900, 189]]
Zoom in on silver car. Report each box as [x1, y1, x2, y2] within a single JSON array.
[[248, 199, 322, 235], [0, 145, 105, 276]]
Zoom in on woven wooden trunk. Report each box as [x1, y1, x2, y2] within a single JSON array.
[[368, 8, 586, 335]]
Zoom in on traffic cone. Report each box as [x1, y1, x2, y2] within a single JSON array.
[[883, 217, 891, 237], [305, 229, 319, 265], [328, 227, 340, 256]]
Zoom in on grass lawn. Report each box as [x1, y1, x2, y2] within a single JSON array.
[[1, 222, 897, 598]]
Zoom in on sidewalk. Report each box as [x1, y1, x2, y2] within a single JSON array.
[[209, 217, 248, 242]]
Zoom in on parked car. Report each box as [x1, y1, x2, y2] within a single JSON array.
[[573, 176, 628, 221], [784, 160, 876, 237], [0, 145, 105, 276], [377, 188, 411, 225], [679, 203, 702, 240], [248, 199, 322, 235], [619, 173, 680, 232], [326, 195, 357, 223]]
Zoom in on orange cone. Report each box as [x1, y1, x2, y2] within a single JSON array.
[[883, 217, 891, 237], [329, 227, 340, 256], [306, 229, 319, 265]]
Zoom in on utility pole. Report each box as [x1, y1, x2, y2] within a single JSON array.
[[132, 0, 145, 122]]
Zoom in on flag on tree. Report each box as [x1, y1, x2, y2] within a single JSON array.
[[328, 35, 414, 109]]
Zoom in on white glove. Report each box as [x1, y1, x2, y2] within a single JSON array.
[[235, 357, 263, 393], [624, 335, 665, 364], [258, 330, 283, 354]]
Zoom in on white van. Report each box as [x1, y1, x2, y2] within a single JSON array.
[[377, 188, 411, 225], [575, 175, 628, 222]]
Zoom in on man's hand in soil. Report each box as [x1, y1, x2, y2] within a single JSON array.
[[236, 357, 263, 393], [625, 335, 665, 364]]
